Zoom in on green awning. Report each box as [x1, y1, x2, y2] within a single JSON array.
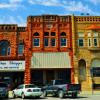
[[31, 52, 71, 69]]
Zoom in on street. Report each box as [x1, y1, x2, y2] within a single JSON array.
[[5, 94, 100, 100]]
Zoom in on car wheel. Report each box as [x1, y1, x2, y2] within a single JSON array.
[[21, 92, 25, 99], [72, 92, 77, 98], [42, 90, 47, 97], [58, 90, 64, 98], [12, 92, 16, 98]]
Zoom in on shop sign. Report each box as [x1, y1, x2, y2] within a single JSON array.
[[0, 61, 25, 70]]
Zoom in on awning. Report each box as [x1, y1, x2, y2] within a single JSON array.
[[31, 52, 71, 69], [91, 59, 100, 68], [85, 24, 100, 30]]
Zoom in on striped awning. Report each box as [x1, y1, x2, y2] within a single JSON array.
[[31, 52, 71, 69]]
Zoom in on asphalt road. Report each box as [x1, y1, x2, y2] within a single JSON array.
[[6, 94, 100, 100]]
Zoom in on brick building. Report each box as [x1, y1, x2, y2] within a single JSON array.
[[72, 15, 100, 91], [0, 15, 74, 88], [0, 14, 100, 91]]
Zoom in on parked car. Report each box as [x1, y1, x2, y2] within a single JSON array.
[[0, 82, 9, 98], [12, 84, 43, 99], [42, 79, 81, 98]]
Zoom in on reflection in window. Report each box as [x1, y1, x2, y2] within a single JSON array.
[[44, 38, 49, 46], [78, 38, 84, 47], [33, 38, 40, 47], [44, 32, 49, 36], [51, 38, 56, 46], [7, 47, 11, 55], [18, 45, 24, 55], [60, 32, 66, 36], [93, 38, 98, 46], [60, 38, 66, 46], [0, 40, 10, 56]]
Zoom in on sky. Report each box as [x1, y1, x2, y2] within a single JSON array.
[[0, 0, 100, 26]]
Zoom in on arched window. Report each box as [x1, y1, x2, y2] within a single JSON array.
[[44, 32, 49, 36], [60, 32, 67, 47], [60, 32, 66, 36], [33, 32, 40, 36], [0, 40, 10, 56], [33, 32, 40, 47]]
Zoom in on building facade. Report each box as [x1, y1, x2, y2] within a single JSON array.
[[0, 14, 100, 91], [72, 15, 100, 91], [0, 15, 74, 88]]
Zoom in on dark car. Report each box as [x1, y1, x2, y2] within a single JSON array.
[[0, 82, 9, 98]]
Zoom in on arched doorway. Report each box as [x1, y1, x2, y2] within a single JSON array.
[[78, 59, 86, 83]]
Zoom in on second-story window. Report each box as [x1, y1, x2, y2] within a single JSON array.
[[78, 38, 84, 47], [93, 38, 98, 47], [18, 44, 24, 55], [33, 32, 40, 47], [88, 38, 92, 47], [51, 38, 56, 46], [60, 38, 66, 46], [33, 38, 40, 47], [0, 40, 10, 56], [44, 32, 56, 47], [7, 47, 11, 55], [18, 40, 24, 55], [60, 32, 67, 47], [44, 38, 49, 46]]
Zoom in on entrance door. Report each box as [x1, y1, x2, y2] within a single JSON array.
[[78, 59, 86, 83], [46, 70, 54, 84]]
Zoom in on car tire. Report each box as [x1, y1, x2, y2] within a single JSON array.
[[12, 92, 16, 98], [58, 90, 64, 98], [72, 92, 77, 98], [42, 90, 47, 97], [21, 92, 25, 99]]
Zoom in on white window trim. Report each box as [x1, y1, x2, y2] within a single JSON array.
[[93, 38, 98, 47], [60, 38, 67, 47], [78, 32, 84, 37], [88, 38, 92, 47], [44, 38, 49, 47], [33, 38, 40, 47], [51, 38, 56, 47], [78, 38, 84, 47]]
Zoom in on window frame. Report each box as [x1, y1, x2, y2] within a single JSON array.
[[93, 38, 98, 47], [60, 38, 67, 47], [78, 38, 84, 47], [33, 38, 40, 47], [18, 44, 24, 55]]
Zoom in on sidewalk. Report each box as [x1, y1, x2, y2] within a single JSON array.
[[80, 90, 100, 95]]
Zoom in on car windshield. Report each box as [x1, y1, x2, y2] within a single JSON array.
[[55, 80, 67, 85], [25, 84, 37, 88], [0, 83, 8, 87]]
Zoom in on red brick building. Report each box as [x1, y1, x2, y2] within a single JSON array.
[[0, 15, 74, 87]]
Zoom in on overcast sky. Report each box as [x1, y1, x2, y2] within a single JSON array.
[[0, 0, 100, 26]]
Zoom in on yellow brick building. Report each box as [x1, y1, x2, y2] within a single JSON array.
[[72, 15, 100, 91]]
